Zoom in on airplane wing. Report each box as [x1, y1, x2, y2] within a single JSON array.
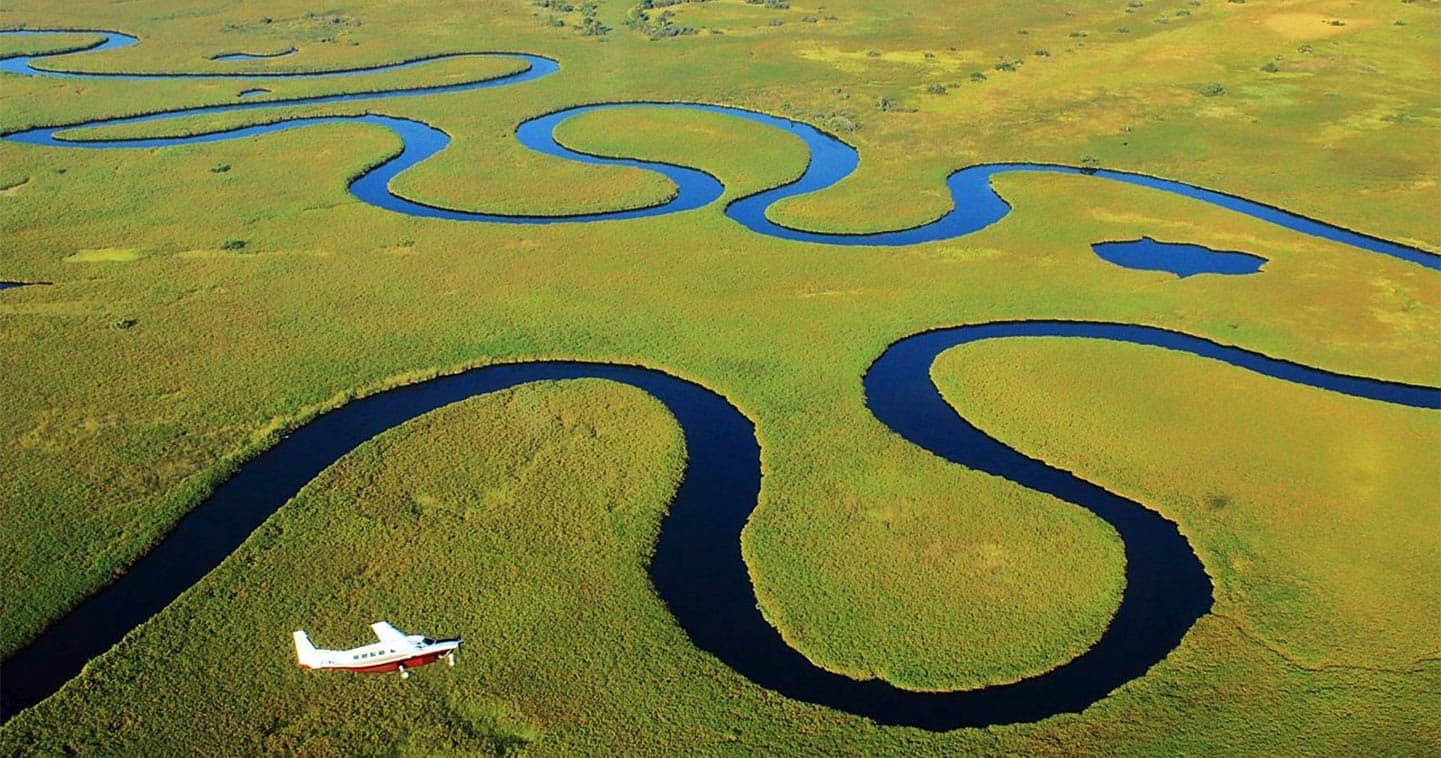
[[371, 621, 409, 646]]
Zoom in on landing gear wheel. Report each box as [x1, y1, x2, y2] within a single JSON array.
[[446, 652, 456, 667], [398, 664, 409, 680]]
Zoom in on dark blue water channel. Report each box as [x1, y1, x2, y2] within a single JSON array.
[[1092, 237, 1267, 278], [2, 325, 1434, 726], [2, 29, 1439, 730]]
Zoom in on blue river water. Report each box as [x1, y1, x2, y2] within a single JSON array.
[[212, 48, 296, 62], [1, 28, 1438, 730], [2, 30, 1437, 269], [0, 30, 552, 82], [1092, 236, 1267, 278]]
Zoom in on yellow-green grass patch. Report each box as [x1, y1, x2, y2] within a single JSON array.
[[932, 337, 1441, 670]]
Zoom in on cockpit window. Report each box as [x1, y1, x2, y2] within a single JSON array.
[[422, 637, 435, 645]]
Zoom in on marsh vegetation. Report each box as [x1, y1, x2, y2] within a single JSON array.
[[0, 0, 1437, 752]]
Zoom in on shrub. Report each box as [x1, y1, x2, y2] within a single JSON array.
[[1197, 82, 1226, 97], [1204, 493, 1231, 510], [826, 114, 857, 133], [875, 96, 914, 113], [221, 239, 247, 251]]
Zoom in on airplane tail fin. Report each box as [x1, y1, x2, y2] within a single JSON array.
[[293, 630, 324, 669]]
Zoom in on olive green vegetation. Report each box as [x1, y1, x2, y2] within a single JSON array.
[[932, 338, 1441, 672], [4, 380, 1436, 755], [0, 34, 103, 59], [2, 377, 1429, 755], [1, 0, 1438, 752]]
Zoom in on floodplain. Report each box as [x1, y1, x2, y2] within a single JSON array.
[[0, 0, 1437, 753]]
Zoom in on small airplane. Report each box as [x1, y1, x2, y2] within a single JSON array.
[[293, 621, 461, 679]]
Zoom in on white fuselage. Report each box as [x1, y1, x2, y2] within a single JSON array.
[[294, 623, 461, 676]]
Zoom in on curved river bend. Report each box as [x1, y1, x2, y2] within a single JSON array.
[[2, 324, 1434, 726], [2, 29, 1439, 730]]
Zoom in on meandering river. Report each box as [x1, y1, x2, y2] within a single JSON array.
[[1, 29, 1437, 729]]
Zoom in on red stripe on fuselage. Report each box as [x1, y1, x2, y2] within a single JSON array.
[[335, 650, 447, 674]]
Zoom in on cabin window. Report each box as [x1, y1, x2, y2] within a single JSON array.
[[422, 637, 435, 645]]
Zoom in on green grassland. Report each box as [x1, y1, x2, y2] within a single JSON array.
[[1, 0, 1438, 752], [4, 380, 1436, 755], [933, 339, 1441, 670]]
